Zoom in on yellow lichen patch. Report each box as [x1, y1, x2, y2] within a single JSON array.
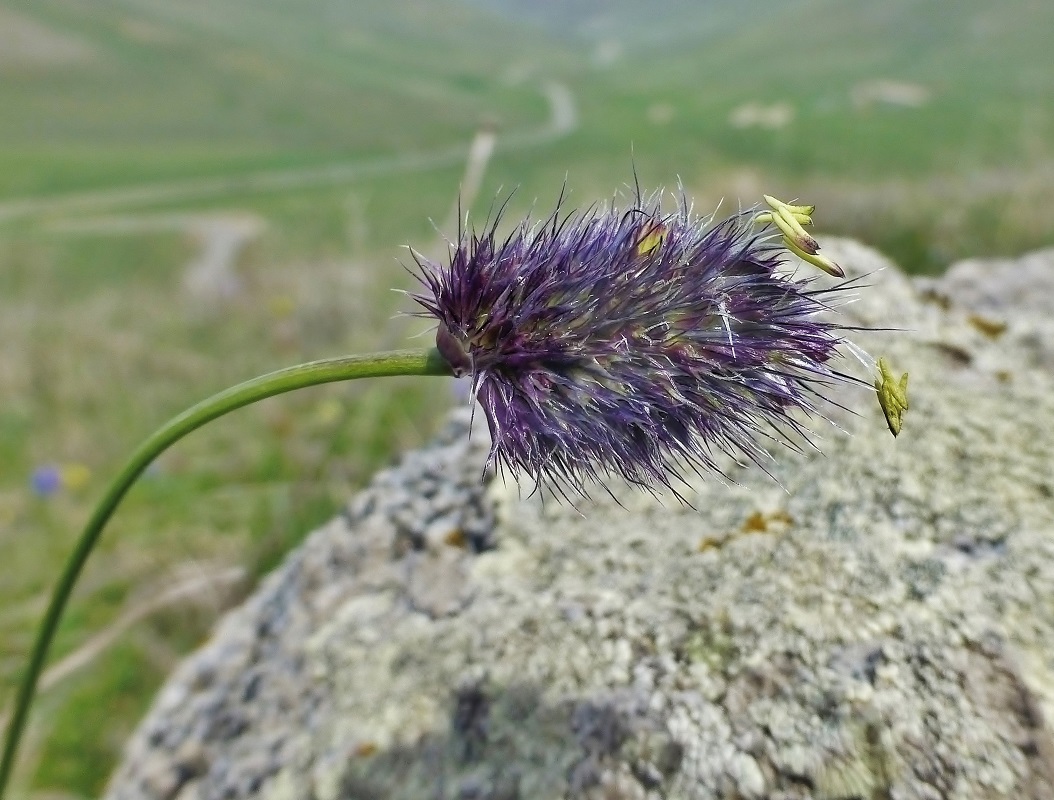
[[699, 510, 793, 551], [741, 511, 768, 533], [697, 535, 722, 552], [741, 509, 794, 533], [967, 314, 1008, 338], [353, 741, 378, 758], [443, 528, 468, 549]]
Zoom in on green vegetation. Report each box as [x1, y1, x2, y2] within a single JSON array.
[[33, 641, 165, 791], [0, 0, 1051, 795]]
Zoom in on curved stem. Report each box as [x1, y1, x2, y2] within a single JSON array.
[[0, 348, 451, 797]]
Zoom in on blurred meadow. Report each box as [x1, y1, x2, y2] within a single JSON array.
[[0, 0, 1052, 794]]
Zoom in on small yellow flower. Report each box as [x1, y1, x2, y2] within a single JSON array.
[[59, 463, 92, 491]]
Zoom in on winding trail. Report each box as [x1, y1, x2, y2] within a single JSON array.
[[0, 82, 577, 224], [48, 211, 266, 301], [24, 82, 576, 300], [13, 82, 575, 299]]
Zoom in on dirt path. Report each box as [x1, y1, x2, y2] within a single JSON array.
[[0, 82, 577, 224], [49, 212, 265, 301]]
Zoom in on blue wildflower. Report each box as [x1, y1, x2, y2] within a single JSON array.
[[31, 466, 62, 497]]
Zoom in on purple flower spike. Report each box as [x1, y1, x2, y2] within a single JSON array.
[[412, 189, 864, 499]]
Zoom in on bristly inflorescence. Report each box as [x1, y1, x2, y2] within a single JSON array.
[[411, 188, 872, 499]]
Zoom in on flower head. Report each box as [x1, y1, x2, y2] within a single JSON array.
[[412, 189, 869, 498], [31, 465, 62, 497]]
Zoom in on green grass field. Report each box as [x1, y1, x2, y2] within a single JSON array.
[[1, 0, 1052, 795]]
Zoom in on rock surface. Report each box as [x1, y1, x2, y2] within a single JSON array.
[[106, 242, 1054, 800]]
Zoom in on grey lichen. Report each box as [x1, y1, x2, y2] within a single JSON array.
[[107, 242, 1054, 800]]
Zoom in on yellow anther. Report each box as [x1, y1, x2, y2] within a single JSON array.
[[875, 357, 909, 437], [763, 195, 814, 214], [784, 237, 845, 277], [759, 194, 843, 277], [781, 201, 815, 216], [755, 211, 812, 226], [770, 202, 819, 254], [636, 221, 666, 256]]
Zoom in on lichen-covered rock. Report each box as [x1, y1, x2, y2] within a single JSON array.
[[106, 243, 1054, 800]]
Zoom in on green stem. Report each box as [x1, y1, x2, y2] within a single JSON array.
[[0, 348, 451, 797]]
